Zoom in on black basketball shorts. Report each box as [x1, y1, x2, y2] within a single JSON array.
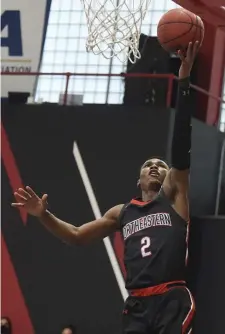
[[122, 282, 195, 334]]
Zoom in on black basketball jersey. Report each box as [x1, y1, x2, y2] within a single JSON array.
[[119, 189, 188, 289]]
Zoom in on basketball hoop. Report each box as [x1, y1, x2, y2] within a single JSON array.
[[80, 0, 152, 63]]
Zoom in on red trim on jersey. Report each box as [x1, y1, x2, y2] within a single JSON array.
[[113, 232, 126, 278], [130, 280, 186, 297], [130, 198, 151, 206], [182, 288, 195, 334]]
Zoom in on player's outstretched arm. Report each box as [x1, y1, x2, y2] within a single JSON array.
[[12, 186, 122, 245], [163, 41, 199, 221]]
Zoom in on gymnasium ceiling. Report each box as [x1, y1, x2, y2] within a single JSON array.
[[173, 0, 225, 30]]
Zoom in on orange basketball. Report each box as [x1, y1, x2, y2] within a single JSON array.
[[157, 8, 204, 53]]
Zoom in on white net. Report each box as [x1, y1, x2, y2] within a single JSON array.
[[80, 0, 152, 63]]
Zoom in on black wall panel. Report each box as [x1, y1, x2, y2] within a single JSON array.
[[2, 104, 225, 334]]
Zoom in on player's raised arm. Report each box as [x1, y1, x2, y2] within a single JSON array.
[[12, 186, 122, 245], [163, 41, 199, 221]]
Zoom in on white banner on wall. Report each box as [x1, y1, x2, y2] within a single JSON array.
[[1, 0, 49, 97]]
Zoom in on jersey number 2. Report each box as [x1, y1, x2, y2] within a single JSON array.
[[141, 237, 151, 257]]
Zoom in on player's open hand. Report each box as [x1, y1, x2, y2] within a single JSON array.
[[12, 186, 48, 217], [178, 41, 199, 79]]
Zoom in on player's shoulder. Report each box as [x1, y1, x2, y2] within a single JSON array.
[[105, 204, 125, 219], [107, 198, 149, 222], [105, 202, 131, 222]]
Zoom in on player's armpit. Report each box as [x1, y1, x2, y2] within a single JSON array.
[[163, 168, 189, 222], [39, 204, 123, 245]]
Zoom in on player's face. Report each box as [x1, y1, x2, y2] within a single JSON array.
[[139, 158, 169, 191]]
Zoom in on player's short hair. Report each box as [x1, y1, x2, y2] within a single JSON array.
[[140, 156, 169, 171]]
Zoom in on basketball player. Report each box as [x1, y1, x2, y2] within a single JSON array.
[[12, 41, 199, 334]]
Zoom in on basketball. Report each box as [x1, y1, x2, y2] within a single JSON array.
[[157, 8, 204, 53]]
